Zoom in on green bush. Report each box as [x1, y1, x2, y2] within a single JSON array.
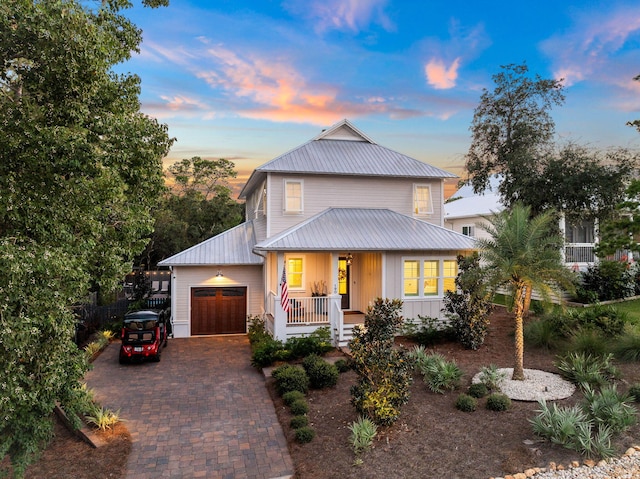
[[417, 353, 463, 394], [467, 383, 488, 398], [612, 327, 640, 361], [578, 260, 636, 302], [290, 398, 310, 416], [348, 416, 377, 454], [524, 317, 563, 350], [302, 354, 339, 389], [251, 337, 288, 368], [628, 384, 640, 402], [285, 327, 334, 359], [566, 328, 610, 356], [555, 352, 619, 389], [349, 298, 413, 426], [282, 390, 305, 406], [582, 385, 637, 433], [272, 364, 309, 395], [486, 393, 511, 411], [294, 426, 316, 444], [290, 415, 309, 429], [247, 315, 269, 345], [541, 306, 627, 343], [476, 364, 506, 391], [443, 253, 494, 350], [455, 394, 477, 412], [334, 358, 351, 373]]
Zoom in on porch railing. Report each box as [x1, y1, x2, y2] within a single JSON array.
[[286, 296, 330, 325], [564, 243, 595, 264]]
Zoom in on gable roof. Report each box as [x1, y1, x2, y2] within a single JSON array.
[[254, 208, 476, 252], [239, 119, 456, 199], [444, 193, 504, 220], [158, 221, 263, 266]]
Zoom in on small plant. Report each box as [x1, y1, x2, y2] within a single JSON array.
[[486, 393, 511, 411], [582, 384, 637, 433], [294, 426, 316, 444], [247, 315, 269, 345], [418, 353, 463, 394], [524, 318, 563, 350], [290, 398, 310, 416], [100, 330, 115, 342], [566, 328, 610, 356], [348, 416, 378, 454], [290, 415, 309, 429], [302, 354, 339, 389], [272, 364, 309, 395], [555, 352, 619, 389], [477, 364, 506, 391], [282, 390, 306, 407], [455, 394, 477, 412], [85, 406, 121, 432], [628, 383, 640, 402], [84, 341, 102, 358], [334, 358, 351, 373], [251, 336, 289, 368], [467, 382, 488, 398], [612, 327, 640, 361]]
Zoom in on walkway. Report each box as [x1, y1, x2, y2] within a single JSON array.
[[85, 336, 294, 479]]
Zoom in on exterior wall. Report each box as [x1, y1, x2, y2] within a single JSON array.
[[444, 216, 494, 241], [267, 174, 444, 238], [169, 265, 264, 338]]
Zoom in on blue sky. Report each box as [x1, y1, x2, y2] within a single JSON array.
[[119, 0, 640, 188]]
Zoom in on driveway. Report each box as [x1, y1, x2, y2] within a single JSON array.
[[85, 336, 294, 479]]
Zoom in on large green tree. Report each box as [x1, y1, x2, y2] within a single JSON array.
[[0, 0, 172, 475], [478, 204, 574, 380]]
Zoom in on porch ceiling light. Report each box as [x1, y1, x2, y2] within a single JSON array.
[[216, 270, 223, 277], [346, 253, 353, 265]]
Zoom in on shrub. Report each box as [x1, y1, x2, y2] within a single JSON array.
[[272, 364, 309, 395], [85, 406, 121, 432], [290, 415, 309, 429], [486, 393, 511, 411], [455, 394, 477, 412], [566, 328, 610, 356], [334, 358, 351, 373], [290, 399, 310, 416], [467, 383, 488, 398], [578, 260, 636, 302], [282, 390, 305, 407], [542, 306, 627, 342], [628, 384, 640, 402], [524, 318, 563, 350], [285, 327, 334, 359], [443, 253, 494, 350], [349, 416, 378, 454], [251, 337, 288, 368], [302, 354, 339, 389], [417, 353, 463, 394], [294, 426, 316, 444], [401, 315, 455, 346], [582, 385, 637, 433], [349, 298, 413, 426], [555, 353, 619, 389], [477, 364, 506, 391], [612, 327, 640, 361], [247, 315, 269, 345]]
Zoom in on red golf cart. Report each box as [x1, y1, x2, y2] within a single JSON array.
[[119, 309, 169, 364]]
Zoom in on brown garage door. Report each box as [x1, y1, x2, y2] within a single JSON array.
[[191, 287, 247, 335]]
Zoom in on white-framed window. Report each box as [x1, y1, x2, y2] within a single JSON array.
[[461, 225, 475, 237], [413, 184, 433, 215], [284, 179, 303, 213], [253, 187, 267, 219], [402, 257, 458, 298], [286, 256, 304, 290]]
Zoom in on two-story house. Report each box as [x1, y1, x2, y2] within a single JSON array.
[[159, 119, 475, 346]]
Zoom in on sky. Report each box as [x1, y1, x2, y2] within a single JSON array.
[[117, 0, 640, 193]]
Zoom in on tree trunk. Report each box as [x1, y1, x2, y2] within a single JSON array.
[[512, 282, 526, 381], [523, 284, 532, 316]]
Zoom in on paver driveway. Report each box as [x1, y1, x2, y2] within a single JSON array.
[[85, 336, 293, 479]]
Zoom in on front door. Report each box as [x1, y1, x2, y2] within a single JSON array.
[[339, 257, 350, 309]]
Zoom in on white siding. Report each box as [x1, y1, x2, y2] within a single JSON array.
[[444, 216, 494, 241], [170, 265, 264, 338], [267, 173, 443, 236]]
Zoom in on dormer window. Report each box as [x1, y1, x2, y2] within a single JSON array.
[[284, 179, 303, 214], [413, 184, 433, 215]]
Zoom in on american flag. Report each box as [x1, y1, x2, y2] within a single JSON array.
[[280, 265, 290, 313]]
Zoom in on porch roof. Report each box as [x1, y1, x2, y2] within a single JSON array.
[[158, 220, 264, 266], [254, 208, 476, 252]]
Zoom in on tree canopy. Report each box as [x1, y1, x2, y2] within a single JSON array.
[[0, 0, 172, 475]]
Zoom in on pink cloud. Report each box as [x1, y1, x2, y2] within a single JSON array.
[[425, 58, 461, 90], [286, 0, 394, 33]]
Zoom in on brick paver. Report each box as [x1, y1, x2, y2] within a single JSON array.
[[85, 336, 294, 479]]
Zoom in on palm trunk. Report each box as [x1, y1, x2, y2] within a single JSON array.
[[523, 284, 532, 316], [512, 282, 526, 381]]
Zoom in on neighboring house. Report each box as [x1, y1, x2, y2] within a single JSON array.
[[159, 119, 475, 346], [443, 178, 600, 271]]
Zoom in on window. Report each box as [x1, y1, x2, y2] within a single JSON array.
[[403, 260, 419, 296], [443, 260, 458, 293], [284, 180, 303, 213], [402, 258, 458, 297], [423, 260, 438, 296], [462, 225, 475, 237], [287, 257, 304, 289], [413, 185, 433, 215]]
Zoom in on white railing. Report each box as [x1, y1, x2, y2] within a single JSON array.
[[286, 296, 331, 325], [564, 243, 595, 264]]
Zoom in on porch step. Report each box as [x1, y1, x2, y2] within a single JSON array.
[[335, 322, 361, 348]]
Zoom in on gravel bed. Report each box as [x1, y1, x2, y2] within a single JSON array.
[[472, 368, 576, 401]]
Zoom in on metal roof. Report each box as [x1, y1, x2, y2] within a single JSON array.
[[254, 208, 476, 252], [444, 193, 504, 220], [158, 221, 264, 266], [239, 120, 456, 199]]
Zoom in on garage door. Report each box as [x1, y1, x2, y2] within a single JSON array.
[[191, 287, 247, 335]]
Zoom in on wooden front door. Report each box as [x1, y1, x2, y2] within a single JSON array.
[[191, 287, 247, 335]]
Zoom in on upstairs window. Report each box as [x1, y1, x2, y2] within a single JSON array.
[[413, 185, 433, 215], [462, 225, 475, 237], [284, 180, 303, 213]]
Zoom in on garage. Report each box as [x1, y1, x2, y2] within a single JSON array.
[[191, 287, 247, 335]]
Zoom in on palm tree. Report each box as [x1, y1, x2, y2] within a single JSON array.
[[478, 203, 575, 380]]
